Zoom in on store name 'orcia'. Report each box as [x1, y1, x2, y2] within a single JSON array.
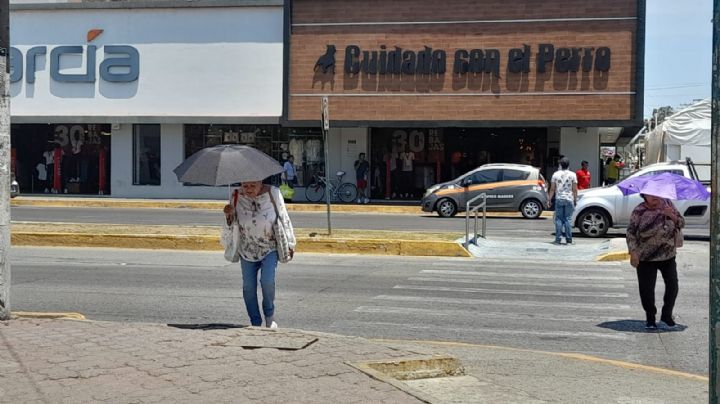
[[9, 45, 140, 84]]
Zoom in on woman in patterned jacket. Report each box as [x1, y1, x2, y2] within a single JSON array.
[[222, 180, 296, 328], [626, 192, 684, 330]]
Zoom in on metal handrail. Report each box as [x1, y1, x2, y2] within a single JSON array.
[[464, 193, 487, 249]]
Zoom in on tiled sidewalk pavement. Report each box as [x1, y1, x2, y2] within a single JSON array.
[[0, 319, 426, 404]]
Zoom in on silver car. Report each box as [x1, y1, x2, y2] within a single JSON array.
[[572, 161, 710, 237], [421, 163, 548, 219]]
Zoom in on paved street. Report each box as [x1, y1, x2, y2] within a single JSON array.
[[11, 206, 711, 240], [10, 245, 709, 376], [6, 205, 622, 238]]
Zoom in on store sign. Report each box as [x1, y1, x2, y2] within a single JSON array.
[[9, 45, 140, 84], [317, 44, 611, 77]]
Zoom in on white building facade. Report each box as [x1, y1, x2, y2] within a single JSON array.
[[10, 0, 289, 198]]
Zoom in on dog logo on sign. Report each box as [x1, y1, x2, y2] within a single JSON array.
[[314, 45, 336, 74]]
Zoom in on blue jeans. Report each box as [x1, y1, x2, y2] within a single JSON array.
[[554, 199, 575, 243], [240, 251, 278, 326]]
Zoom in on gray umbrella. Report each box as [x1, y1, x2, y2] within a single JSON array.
[[173, 144, 283, 186]]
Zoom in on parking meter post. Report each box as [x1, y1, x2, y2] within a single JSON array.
[[710, 1, 720, 399], [0, 0, 10, 321], [321, 97, 331, 235]]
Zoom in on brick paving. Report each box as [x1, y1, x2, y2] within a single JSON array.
[[0, 319, 425, 404]]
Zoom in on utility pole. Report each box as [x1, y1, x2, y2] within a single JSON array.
[[711, 0, 720, 400], [0, 0, 10, 321]]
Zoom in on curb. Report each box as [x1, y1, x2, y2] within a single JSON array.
[[11, 232, 472, 258], [596, 250, 630, 262], [12, 311, 86, 320]]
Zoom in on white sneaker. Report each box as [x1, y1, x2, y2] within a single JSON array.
[[364, 198, 370, 204], [268, 321, 278, 329], [357, 199, 362, 204]]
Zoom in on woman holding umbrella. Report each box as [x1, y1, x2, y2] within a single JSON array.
[[626, 187, 685, 329], [223, 180, 295, 328], [174, 145, 296, 328], [621, 172, 709, 329]]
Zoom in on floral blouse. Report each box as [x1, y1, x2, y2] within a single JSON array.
[[221, 186, 296, 262], [626, 201, 685, 262]]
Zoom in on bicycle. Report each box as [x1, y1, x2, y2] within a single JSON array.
[[305, 171, 359, 203]]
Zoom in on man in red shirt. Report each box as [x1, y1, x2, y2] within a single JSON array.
[[576, 160, 591, 190]]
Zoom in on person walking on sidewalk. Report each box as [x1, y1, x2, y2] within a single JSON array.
[[282, 155, 297, 188], [547, 157, 578, 245], [223, 180, 296, 328], [626, 193, 684, 329], [354, 152, 370, 204], [575, 160, 591, 190]]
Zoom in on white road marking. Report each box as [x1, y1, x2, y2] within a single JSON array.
[[407, 276, 626, 289], [393, 284, 629, 298], [420, 269, 624, 281], [346, 320, 634, 341], [373, 295, 633, 311], [354, 306, 624, 323]]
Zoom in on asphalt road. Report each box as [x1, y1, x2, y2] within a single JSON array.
[[11, 205, 618, 238], [10, 245, 709, 375]]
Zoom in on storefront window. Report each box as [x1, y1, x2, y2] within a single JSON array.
[[11, 123, 111, 194], [371, 127, 546, 200], [133, 124, 161, 186], [183, 125, 323, 187]]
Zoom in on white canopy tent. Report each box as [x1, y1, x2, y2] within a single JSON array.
[[645, 98, 710, 164]]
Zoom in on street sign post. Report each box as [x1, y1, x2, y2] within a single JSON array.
[[321, 96, 332, 235]]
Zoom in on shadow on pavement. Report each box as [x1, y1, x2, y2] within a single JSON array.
[[597, 319, 687, 333], [167, 323, 247, 331]]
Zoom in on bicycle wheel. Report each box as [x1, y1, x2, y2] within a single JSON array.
[[337, 183, 358, 203], [305, 182, 325, 202]]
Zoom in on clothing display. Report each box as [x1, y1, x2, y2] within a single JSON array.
[[400, 152, 414, 172], [305, 139, 322, 162], [36, 163, 47, 181], [288, 138, 305, 164]]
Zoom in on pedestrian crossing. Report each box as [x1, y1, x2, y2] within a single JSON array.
[[334, 258, 640, 348]]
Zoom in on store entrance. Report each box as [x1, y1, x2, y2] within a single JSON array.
[[370, 127, 546, 200], [12, 124, 111, 195]]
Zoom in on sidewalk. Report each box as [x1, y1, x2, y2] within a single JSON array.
[[0, 317, 707, 403]]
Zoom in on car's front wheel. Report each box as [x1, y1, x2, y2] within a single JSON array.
[[436, 198, 457, 217], [520, 198, 543, 219], [577, 208, 610, 237]]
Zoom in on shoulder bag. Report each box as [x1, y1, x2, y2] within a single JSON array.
[[268, 189, 293, 263], [223, 190, 241, 263], [675, 228, 684, 248]]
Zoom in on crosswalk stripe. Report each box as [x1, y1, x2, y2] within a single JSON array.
[[393, 284, 629, 298], [374, 295, 633, 311], [346, 320, 633, 341], [420, 269, 624, 281], [433, 259, 623, 268], [407, 276, 626, 290], [354, 306, 623, 323]]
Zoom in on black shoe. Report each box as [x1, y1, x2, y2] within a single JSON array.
[[645, 321, 657, 330], [661, 316, 676, 327]]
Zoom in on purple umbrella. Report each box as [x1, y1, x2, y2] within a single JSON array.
[[616, 172, 710, 200]]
